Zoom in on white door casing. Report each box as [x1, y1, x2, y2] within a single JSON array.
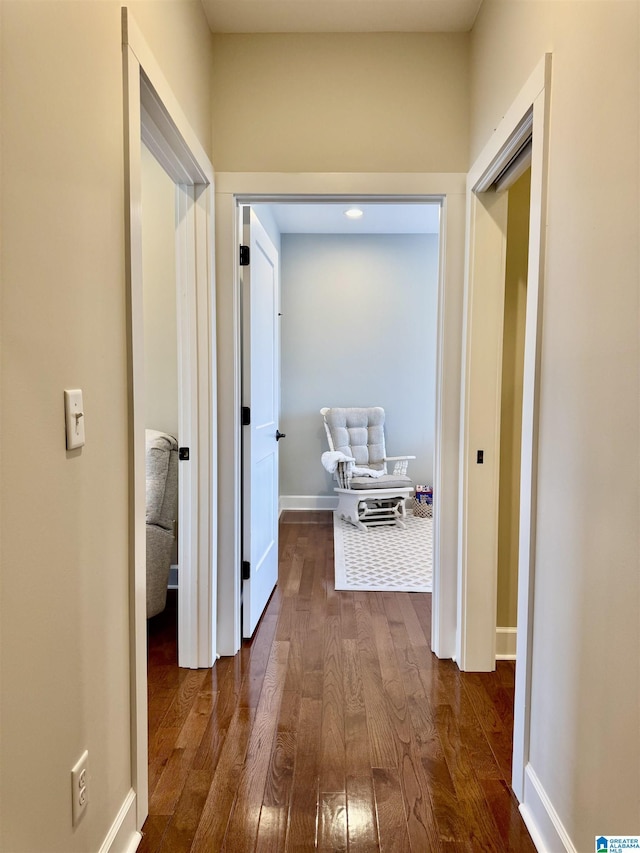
[[458, 188, 509, 673], [215, 177, 466, 660], [175, 184, 203, 668], [241, 207, 280, 637], [459, 54, 551, 802], [122, 6, 217, 829]]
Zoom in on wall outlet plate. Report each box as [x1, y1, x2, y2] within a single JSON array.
[[71, 750, 88, 826]]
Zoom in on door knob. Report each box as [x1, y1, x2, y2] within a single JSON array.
[[276, 430, 286, 441]]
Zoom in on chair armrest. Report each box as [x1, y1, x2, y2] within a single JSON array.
[[322, 450, 354, 471], [335, 458, 355, 489], [321, 451, 356, 487], [384, 455, 416, 477]]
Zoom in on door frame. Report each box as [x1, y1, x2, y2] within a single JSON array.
[[122, 7, 217, 828], [458, 54, 551, 801], [215, 174, 467, 659]]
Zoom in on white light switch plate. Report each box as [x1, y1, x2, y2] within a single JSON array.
[[64, 389, 85, 449]]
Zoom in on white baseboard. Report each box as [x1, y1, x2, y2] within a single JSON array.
[[496, 626, 517, 660], [520, 764, 577, 853], [98, 789, 142, 853], [279, 495, 338, 512]]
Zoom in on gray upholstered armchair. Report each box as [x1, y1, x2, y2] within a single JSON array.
[[145, 429, 178, 618], [321, 407, 415, 531]]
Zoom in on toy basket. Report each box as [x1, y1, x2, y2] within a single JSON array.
[[413, 485, 433, 519]]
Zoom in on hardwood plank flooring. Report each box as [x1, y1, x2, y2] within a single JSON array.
[[140, 513, 536, 852]]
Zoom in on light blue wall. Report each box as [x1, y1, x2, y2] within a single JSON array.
[[280, 233, 439, 499]]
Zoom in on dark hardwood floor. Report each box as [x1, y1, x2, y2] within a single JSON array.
[[140, 512, 536, 852]]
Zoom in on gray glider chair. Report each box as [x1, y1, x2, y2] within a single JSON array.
[[321, 407, 415, 531], [145, 429, 178, 618]]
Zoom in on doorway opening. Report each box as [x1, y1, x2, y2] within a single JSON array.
[[459, 54, 551, 807], [496, 168, 531, 663], [140, 143, 180, 647], [122, 7, 217, 829], [491, 167, 533, 827], [237, 197, 442, 642]]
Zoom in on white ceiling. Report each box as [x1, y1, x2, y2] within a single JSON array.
[[201, 0, 483, 34], [253, 202, 440, 235]]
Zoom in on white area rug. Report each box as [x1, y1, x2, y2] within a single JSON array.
[[333, 512, 432, 592]]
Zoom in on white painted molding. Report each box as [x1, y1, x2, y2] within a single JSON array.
[[457, 186, 508, 673], [474, 111, 533, 193], [520, 764, 577, 853], [467, 54, 547, 192], [431, 191, 466, 662], [216, 170, 467, 663], [519, 804, 548, 853], [457, 52, 552, 802], [495, 626, 517, 660], [279, 495, 338, 512], [122, 27, 149, 828], [512, 52, 552, 804], [176, 183, 199, 669], [122, 3, 218, 828], [98, 789, 142, 853], [122, 9, 213, 184]]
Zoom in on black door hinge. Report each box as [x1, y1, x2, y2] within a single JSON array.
[[239, 245, 250, 266], [242, 561, 251, 580], [242, 406, 251, 426], [179, 447, 190, 461]]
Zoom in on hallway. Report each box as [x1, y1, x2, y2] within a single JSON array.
[[140, 512, 535, 852]]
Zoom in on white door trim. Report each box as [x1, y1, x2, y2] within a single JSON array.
[[457, 187, 509, 672], [175, 184, 201, 667], [122, 6, 217, 829], [215, 173, 466, 659], [458, 54, 551, 801]]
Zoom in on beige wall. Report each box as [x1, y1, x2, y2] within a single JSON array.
[[497, 169, 530, 628], [129, 0, 213, 157], [141, 144, 179, 438], [472, 2, 639, 849], [0, 2, 212, 850], [6, 3, 638, 851], [211, 32, 469, 172]]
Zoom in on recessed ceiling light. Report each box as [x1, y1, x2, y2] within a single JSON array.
[[344, 207, 364, 219]]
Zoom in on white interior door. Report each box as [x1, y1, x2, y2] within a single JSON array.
[[241, 207, 280, 638]]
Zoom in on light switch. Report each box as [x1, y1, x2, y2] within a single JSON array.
[[64, 389, 85, 450]]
